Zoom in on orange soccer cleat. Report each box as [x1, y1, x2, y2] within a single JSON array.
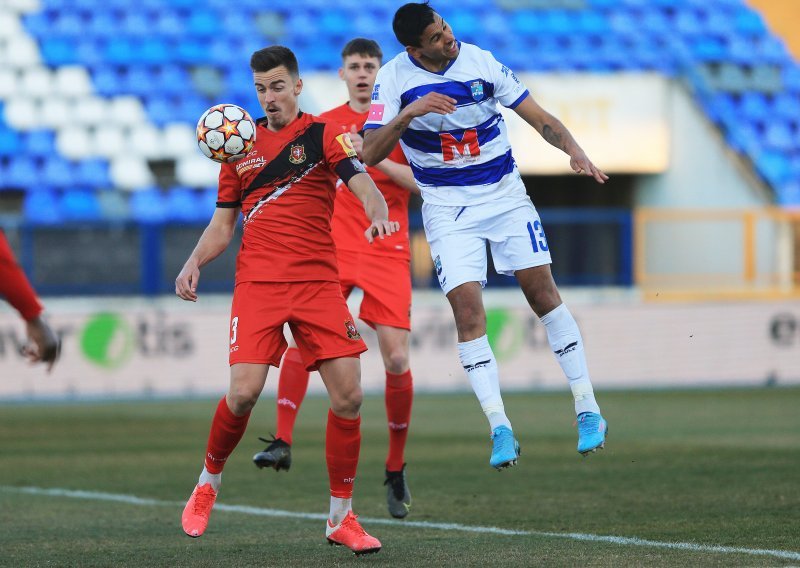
[[325, 511, 382, 555], [181, 483, 217, 538]]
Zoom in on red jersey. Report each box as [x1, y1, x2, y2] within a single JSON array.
[[217, 112, 363, 284], [321, 103, 411, 260], [0, 231, 42, 321]]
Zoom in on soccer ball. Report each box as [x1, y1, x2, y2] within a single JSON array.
[[196, 104, 256, 163]]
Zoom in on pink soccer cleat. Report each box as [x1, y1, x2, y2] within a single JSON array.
[[181, 483, 217, 538]]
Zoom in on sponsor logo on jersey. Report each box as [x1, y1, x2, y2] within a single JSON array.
[[289, 144, 306, 164], [470, 80, 484, 100], [335, 133, 358, 158], [367, 103, 384, 121], [235, 155, 265, 175], [344, 318, 361, 340]]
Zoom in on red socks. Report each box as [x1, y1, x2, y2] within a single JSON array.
[[385, 370, 413, 472], [275, 347, 310, 445], [204, 396, 251, 474], [326, 409, 361, 498]]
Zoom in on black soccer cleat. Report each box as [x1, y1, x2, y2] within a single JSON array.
[[383, 464, 411, 519], [253, 435, 292, 471]]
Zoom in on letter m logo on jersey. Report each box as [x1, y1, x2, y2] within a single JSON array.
[[440, 129, 480, 162]]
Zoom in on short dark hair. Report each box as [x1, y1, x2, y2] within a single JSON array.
[[341, 38, 383, 63], [393, 2, 437, 48], [250, 45, 299, 77]]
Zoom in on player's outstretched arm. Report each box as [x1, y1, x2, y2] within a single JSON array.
[[346, 172, 400, 243], [514, 95, 609, 184], [23, 316, 60, 371], [175, 206, 239, 302], [362, 92, 457, 166], [372, 160, 419, 194]]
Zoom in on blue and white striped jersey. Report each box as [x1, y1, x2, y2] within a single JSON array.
[[364, 42, 530, 207]]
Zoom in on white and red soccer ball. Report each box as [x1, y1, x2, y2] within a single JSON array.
[[196, 104, 256, 163]]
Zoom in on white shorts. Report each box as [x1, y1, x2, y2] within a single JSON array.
[[422, 195, 552, 295]]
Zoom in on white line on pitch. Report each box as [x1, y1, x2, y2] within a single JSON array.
[[3, 485, 799, 562]]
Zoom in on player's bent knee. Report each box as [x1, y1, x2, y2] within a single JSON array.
[[384, 351, 409, 375], [227, 388, 260, 415]]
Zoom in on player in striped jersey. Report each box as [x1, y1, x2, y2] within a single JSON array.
[[362, 2, 609, 469]]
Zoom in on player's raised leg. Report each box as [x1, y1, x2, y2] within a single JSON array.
[[516, 265, 607, 454], [183, 363, 268, 537], [447, 282, 520, 470], [318, 356, 381, 555], [253, 346, 308, 471], [375, 324, 413, 518]]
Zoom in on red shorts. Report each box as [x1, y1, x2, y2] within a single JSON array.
[[337, 249, 412, 331], [229, 280, 367, 371]]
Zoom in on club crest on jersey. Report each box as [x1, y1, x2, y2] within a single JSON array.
[[289, 144, 306, 164], [470, 80, 484, 100], [344, 318, 361, 340]]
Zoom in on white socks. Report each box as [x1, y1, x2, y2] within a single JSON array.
[[540, 303, 600, 416], [458, 335, 511, 431], [199, 467, 221, 492], [329, 497, 352, 525]]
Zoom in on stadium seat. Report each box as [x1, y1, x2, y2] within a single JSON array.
[[60, 190, 103, 221], [41, 157, 78, 188], [24, 188, 65, 225], [755, 151, 792, 186], [75, 159, 112, 188], [23, 130, 56, 158], [130, 188, 168, 223], [738, 92, 771, 122], [110, 156, 155, 189], [733, 7, 767, 37], [165, 187, 205, 222], [56, 126, 93, 160], [763, 123, 794, 152], [0, 128, 22, 158], [97, 190, 130, 220]]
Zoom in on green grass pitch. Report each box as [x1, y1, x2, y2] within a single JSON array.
[[1, 388, 798, 567]]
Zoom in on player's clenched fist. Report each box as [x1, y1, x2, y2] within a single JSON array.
[[405, 92, 457, 118]]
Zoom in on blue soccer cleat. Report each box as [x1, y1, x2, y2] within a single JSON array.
[[577, 412, 608, 455], [489, 425, 521, 470]]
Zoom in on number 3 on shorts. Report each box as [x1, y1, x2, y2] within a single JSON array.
[[230, 316, 239, 345], [527, 220, 549, 253]]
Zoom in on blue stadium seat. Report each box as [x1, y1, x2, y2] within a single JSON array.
[[23, 131, 56, 159], [783, 66, 800, 94], [5, 156, 38, 189], [60, 190, 103, 221], [40, 38, 77, 65], [734, 7, 767, 37], [92, 66, 125, 96], [154, 10, 185, 36], [139, 38, 171, 65], [105, 37, 138, 65], [764, 123, 794, 152], [41, 157, 78, 188], [755, 150, 792, 186], [777, 181, 800, 206], [130, 188, 168, 223], [24, 189, 65, 225], [144, 96, 175, 127], [165, 187, 205, 222], [0, 128, 22, 158], [75, 160, 112, 188], [738, 92, 771, 122], [187, 11, 219, 35], [69, 38, 105, 67], [772, 94, 800, 123]]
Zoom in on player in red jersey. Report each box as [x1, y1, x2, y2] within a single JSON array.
[[175, 46, 399, 555], [0, 231, 59, 370], [252, 38, 420, 520]]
